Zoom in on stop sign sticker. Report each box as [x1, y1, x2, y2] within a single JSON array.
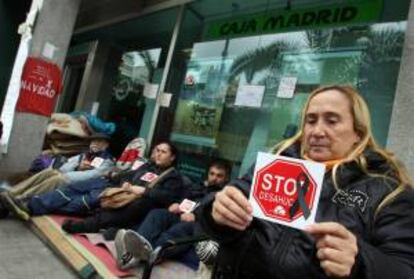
[[249, 152, 325, 230]]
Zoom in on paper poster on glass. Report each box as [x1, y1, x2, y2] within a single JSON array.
[[171, 58, 232, 147], [280, 50, 361, 87], [267, 50, 362, 147]]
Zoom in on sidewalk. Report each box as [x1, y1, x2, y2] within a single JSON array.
[[0, 217, 76, 279]]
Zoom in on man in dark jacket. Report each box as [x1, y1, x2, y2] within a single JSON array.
[[197, 86, 414, 279], [114, 160, 231, 270], [62, 142, 186, 234]]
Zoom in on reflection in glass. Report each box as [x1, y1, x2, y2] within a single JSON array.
[[171, 22, 406, 176], [108, 49, 161, 157]]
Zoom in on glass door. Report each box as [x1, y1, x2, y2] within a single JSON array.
[[106, 48, 162, 157], [162, 1, 408, 179]]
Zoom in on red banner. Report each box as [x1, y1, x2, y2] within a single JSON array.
[[15, 57, 62, 117]]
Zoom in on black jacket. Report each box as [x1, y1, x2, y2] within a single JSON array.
[[198, 144, 414, 279], [188, 180, 227, 202], [117, 162, 186, 207]]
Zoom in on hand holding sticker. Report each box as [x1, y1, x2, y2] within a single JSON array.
[[179, 199, 197, 213], [90, 157, 104, 168], [249, 152, 325, 230]]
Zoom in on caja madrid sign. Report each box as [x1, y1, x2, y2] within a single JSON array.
[[249, 152, 325, 230], [15, 57, 62, 117], [206, 0, 383, 40]]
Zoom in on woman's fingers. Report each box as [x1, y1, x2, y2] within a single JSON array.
[[316, 246, 355, 266], [213, 197, 249, 226], [306, 222, 352, 239], [307, 222, 357, 251], [218, 188, 252, 220], [314, 233, 354, 251], [320, 259, 353, 278], [212, 205, 250, 230], [224, 186, 253, 215], [306, 222, 358, 278], [212, 186, 253, 230]]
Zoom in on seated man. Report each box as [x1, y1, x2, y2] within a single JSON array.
[[24, 138, 147, 217], [0, 133, 114, 220], [114, 160, 231, 270], [61, 141, 187, 234]]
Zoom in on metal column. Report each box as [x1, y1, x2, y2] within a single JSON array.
[[145, 4, 185, 147], [387, 0, 414, 175]]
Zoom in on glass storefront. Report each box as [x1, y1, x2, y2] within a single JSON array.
[[69, 0, 411, 181], [68, 7, 180, 157], [155, 1, 409, 179], [106, 49, 161, 157]]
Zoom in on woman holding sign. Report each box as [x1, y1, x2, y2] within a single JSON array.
[[198, 85, 414, 278]]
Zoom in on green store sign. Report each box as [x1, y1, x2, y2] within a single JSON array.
[[206, 0, 383, 40]]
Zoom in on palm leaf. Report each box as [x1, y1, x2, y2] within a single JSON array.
[[228, 41, 296, 83]]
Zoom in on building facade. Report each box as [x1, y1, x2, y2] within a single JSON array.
[[1, 0, 414, 180]]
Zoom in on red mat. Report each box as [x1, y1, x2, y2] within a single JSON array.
[[49, 215, 134, 278]]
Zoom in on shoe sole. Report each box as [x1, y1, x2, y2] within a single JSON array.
[[1, 192, 30, 221], [114, 229, 128, 268], [115, 229, 142, 270], [124, 230, 153, 262]]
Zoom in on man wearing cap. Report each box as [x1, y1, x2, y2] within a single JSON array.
[[0, 133, 114, 220]]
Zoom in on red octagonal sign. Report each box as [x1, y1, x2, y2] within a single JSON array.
[[253, 158, 317, 222]]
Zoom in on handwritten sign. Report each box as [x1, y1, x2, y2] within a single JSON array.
[[234, 85, 265, 108], [143, 83, 159, 99], [277, 77, 297, 99]]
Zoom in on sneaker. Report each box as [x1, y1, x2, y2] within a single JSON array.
[[149, 246, 163, 265], [123, 230, 153, 262], [61, 219, 91, 234], [0, 192, 30, 221], [117, 251, 140, 270], [115, 229, 129, 269], [61, 219, 76, 233]]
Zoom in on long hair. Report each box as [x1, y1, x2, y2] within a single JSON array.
[[272, 85, 412, 215]]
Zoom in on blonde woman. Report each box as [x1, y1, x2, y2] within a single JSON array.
[[198, 85, 414, 279]]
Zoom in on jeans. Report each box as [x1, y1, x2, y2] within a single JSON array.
[[10, 168, 68, 200], [136, 208, 196, 260]]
